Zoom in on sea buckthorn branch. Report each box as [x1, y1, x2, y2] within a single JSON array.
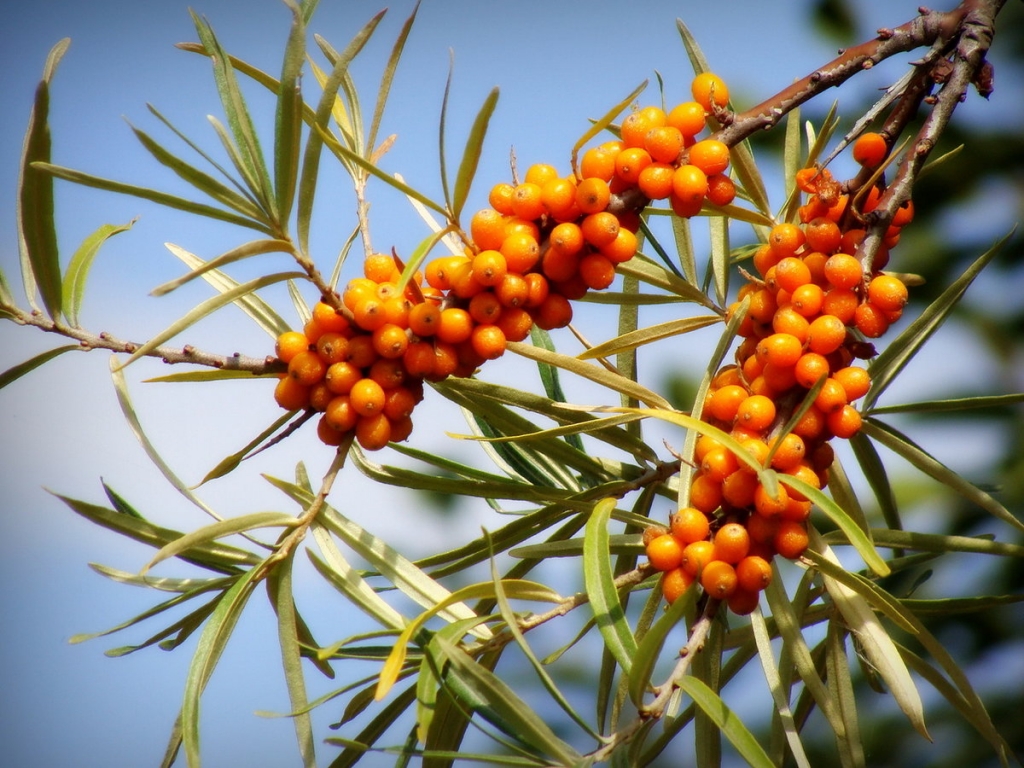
[[715, 2, 976, 149], [856, 0, 1004, 272], [3, 303, 283, 374]]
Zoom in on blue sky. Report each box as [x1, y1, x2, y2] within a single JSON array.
[[1, 1, 1021, 766]]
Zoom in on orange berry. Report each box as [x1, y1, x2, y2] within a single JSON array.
[[823, 253, 863, 290], [754, 482, 789, 518], [637, 162, 675, 200], [681, 539, 715, 577], [549, 221, 585, 258], [793, 404, 827, 441], [727, 587, 761, 615], [312, 302, 351, 335], [644, 125, 685, 164], [575, 177, 611, 215], [700, 559, 738, 599], [667, 100, 707, 137], [706, 384, 750, 423], [689, 472, 724, 514], [768, 223, 806, 257], [470, 323, 507, 361], [579, 144, 619, 181], [324, 360, 362, 395], [287, 350, 327, 386], [363, 252, 399, 283], [275, 331, 311, 364], [722, 469, 759, 508], [661, 567, 696, 604], [436, 307, 474, 345], [424, 255, 467, 292], [349, 377, 386, 418], [601, 227, 639, 264], [494, 273, 529, 308], [827, 403, 863, 438], [470, 208, 508, 251], [531, 293, 573, 330], [539, 176, 578, 219], [581, 211, 620, 248], [892, 198, 915, 227], [369, 357, 407, 390], [772, 306, 811, 343], [688, 139, 730, 176], [735, 395, 776, 433], [523, 272, 550, 308], [467, 291, 502, 325], [355, 412, 392, 451], [382, 386, 418, 422], [671, 507, 711, 545], [814, 376, 849, 414], [428, 341, 459, 381], [736, 555, 773, 592], [402, 341, 436, 379], [274, 375, 310, 411], [579, 253, 617, 290], [774, 520, 809, 559], [620, 106, 667, 149], [647, 533, 685, 572], [316, 414, 346, 446], [854, 301, 891, 338], [756, 332, 803, 369], [791, 283, 825, 318], [510, 182, 546, 221], [785, 463, 821, 502], [853, 131, 888, 167], [407, 302, 441, 337], [804, 216, 842, 254], [614, 146, 653, 185], [302, 316, 324, 343], [713, 522, 751, 564], [494, 306, 534, 342], [469, 249, 506, 287], [833, 365, 871, 402], [372, 323, 409, 360], [806, 314, 847, 356], [706, 173, 736, 206], [867, 274, 908, 313], [691, 72, 730, 111], [773, 257, 812, 294], [821, 288, 859, 326], [325, 394, 358, 432], [794, 352, 830, 389], [769, 432, 806, 472], [488, 182, 515, 214], [701, 446, 739, 483], [671, 163, 708, 205], [524, 163, 559, 187]]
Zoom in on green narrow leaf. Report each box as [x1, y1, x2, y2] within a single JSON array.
[[451, 87, 499, 221], [488, 536, 600, 740], [367, 2, 418, 155], [849, 431, 903, 535], [127, 123, 265, 219], [677, 675, 774, 768], [433, 637, 583, 765], [570, 81, 648, 176], [34, 162, 275, 234], [865, 231, 1011, 410], [616, 254, 720, 309], [707, 214, 729, 308], [808, 535, 929, 739], [141, 512, 297, 575], [868, 392, 1024, 416], [0, 345, 80, 391], [267, 550, 316, 768], [750, 606, 811, 768], [274, 1, 306, 229], [151, 238, 294, 296], [578, 315, 721, 361], [196, 410, 299, 486], [116, 270, 304, 369], [628, 580, 696, 708], [861, 417, 1024, 534], [163, 242, 291, 338], [826, 621, 865, 768], [180, 564, 263, 767], [780, 107, 802, 222], [17, 39, 69, 319], [307, 526, 406, 632], [584, 498, 638, 677], [190, 11, 276, 217], [62, 218, 136, 326]]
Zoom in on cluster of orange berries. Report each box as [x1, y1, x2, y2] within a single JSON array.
[[645, 132, 914, 614], [272, 73, 737, 451]]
